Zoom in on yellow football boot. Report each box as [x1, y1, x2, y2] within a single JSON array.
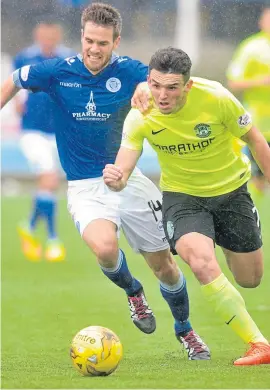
[[45, 239, 66, 262], [17, 223, 42, 262]]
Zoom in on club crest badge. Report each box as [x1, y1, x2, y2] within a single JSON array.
[[106, 77, 121, 93], [194, 123, 211, 138]]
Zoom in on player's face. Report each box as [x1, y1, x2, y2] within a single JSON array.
[[148, 70, 193, 114], [34, 24, 62, 55], [81, 22, 120, 74], [259, 8, 270, 34]]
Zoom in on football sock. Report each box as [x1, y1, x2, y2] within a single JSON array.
[[160, 271, 192, 336], [30, 191, 57, 239], [201, 273, 267, 344], [100, 249, 142, 296]]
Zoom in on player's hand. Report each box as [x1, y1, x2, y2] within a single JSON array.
[[131, 82, 152, 114], [103, 164, 126, 191]]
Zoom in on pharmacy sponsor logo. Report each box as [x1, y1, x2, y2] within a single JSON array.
[[72, 91, 111, 121]]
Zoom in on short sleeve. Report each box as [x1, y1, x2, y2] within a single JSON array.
[[219, 87, 252, 137], [12, 58, 59, 92], [121, 108, 146, 151], [132, 60, 148, 84]]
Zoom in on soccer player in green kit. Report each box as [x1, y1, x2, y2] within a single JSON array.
[[227, 7, 270, 207], [103, 47, 270, 366]]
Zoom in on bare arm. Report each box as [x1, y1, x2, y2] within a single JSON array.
[[228, 75, 270, 92], [13, 94, 25, 115], [1, 75, 20, 109], [103, 147, 142, 191], [241, 126, 270, 182]]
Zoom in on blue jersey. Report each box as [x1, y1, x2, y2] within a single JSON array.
[[13, 44, 74, 134], [13, 54, 148, 180]]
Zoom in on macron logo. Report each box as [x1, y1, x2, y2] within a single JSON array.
[[60, 82, 82, 88]]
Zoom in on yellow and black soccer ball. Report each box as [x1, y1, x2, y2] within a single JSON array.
[[70, 326, 123, 376]]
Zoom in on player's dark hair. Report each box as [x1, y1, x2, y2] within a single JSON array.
[[149, 47, 192, 84], [81, 2, 122, 40]]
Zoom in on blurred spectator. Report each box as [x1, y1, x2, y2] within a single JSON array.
[[226, 6, 270, 207], [13, 21, 74, 262]]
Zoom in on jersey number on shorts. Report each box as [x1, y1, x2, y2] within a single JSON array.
[[148, 200, 162, 222]]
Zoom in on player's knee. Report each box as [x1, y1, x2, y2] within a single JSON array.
[[94, 240, 119, 266], [189, 254, 216, 277], [180, 247, 216, 278], [176, 237, 217, 278], [39, 171, 59, 191], [235, 275, 262, 289]]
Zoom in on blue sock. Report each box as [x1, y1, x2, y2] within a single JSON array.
[[160, 272, 192, 336], [29, 198, 41, 230], [100, 249, 142, 296], [30, 192, 57, 239]]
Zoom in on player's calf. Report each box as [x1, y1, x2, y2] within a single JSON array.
[[99, 249, 156, 333]]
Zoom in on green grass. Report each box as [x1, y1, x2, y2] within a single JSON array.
[[1, 196, 270, 389]]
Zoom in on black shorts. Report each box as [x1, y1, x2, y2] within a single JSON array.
[[246, 142, 270, 177], [162, 183, 262, 254]]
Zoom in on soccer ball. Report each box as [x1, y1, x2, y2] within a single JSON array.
[[70, 326, 123, 376]]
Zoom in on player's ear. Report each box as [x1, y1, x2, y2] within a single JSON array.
[[81, 28, 84, 41], [184, 79, 193, 92], [113, 35, 121, 50], [147, 75, 151, 86]]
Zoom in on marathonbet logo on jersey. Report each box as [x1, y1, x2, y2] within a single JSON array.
[[72, 91, 111, 121]]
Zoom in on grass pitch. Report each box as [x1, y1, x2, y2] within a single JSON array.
[[1, 196, 270, 389]]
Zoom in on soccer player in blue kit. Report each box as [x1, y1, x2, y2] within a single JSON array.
[[1, 3, 210, 360], [13, 21, 74, 262]]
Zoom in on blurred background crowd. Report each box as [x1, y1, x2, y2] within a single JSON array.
[[1, 0, 270, 191]]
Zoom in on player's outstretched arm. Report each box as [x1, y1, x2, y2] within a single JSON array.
[[242, 126, 270, 183], [228, 76, 270, 92], [1, 75, 20, 109], [103, 147, 141, 192]]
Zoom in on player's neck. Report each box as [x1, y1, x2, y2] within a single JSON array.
[[83, 59, 110, 76], [40, 46, 57, 58]]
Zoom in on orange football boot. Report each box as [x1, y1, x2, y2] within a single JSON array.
[[234, 342, 270, 366]]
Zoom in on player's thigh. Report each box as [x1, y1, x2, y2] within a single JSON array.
[[162, 192, 219, 283], [222, 247, 263, 288], [162, 191, 215, 255], [214, 183, 262, 253], [20, 131, 58, 173], [120, 170, 168, 253], [67, 178, 120, 242]]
